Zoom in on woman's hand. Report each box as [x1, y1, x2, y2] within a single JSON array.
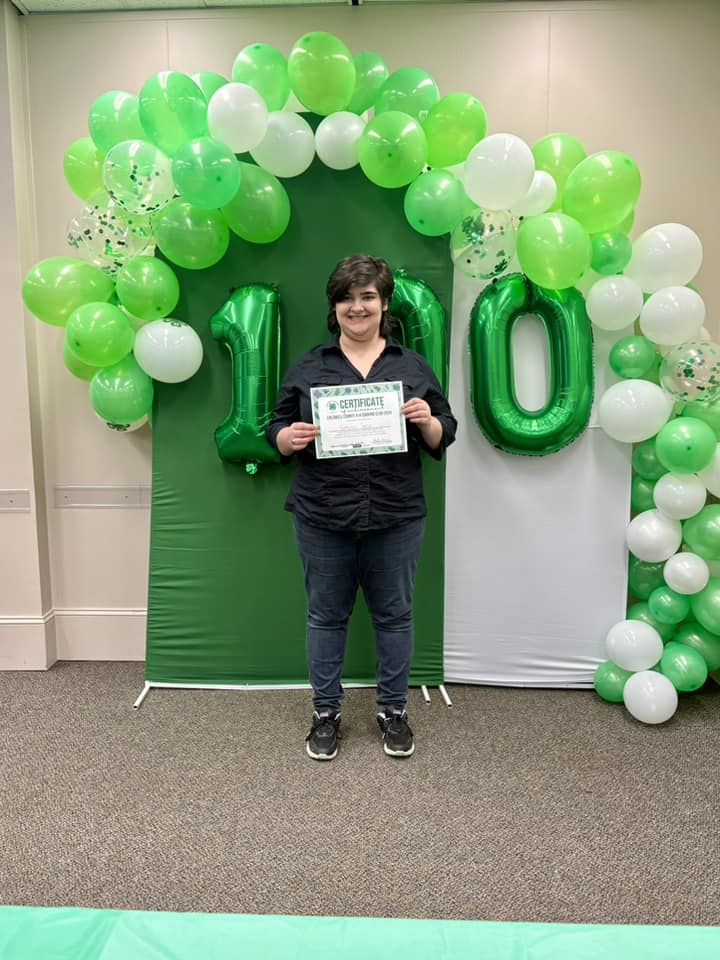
[[402, 398, 443, 450], [277, 422, 319, 456]]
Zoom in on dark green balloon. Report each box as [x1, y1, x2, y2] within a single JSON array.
[[627, 601, 674, 641], [660, 641, 708, 692], [609, 336, 657, 379], [648, 586, 690, 625], [210, 284, 281, 468], [390, 271, 448, 392], [469, 273, 593, 455], [673, 622, 720, 671], [682, 398, 720, 439], [683, 505, 720, 561], [631, 438, 666, 480], [630, 475, 656, 513], [590, 230, 632, 275], [689, 577, 720, 634], [628, 555, 665, 600], [594, 660, 633, 702]]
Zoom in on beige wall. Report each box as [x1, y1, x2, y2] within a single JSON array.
[[1, 0, 718, 666]]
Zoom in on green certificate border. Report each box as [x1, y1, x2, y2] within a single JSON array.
[[311, 381, 408, 459]]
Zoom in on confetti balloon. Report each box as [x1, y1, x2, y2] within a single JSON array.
[[103, 139, 175, 215], [66, 191, 153, 274], [659, 341, 720, 403], [450, 207, 517, 279]]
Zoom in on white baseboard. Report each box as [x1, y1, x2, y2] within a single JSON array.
[[0, 614, 56, 669], [53, 608, 146, 661]]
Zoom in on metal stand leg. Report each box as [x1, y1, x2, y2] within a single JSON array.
[[438, 684, 453, 708], [133, 682, 151, 710], [420, 685, 431, 704]]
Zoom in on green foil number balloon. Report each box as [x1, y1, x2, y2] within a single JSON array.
[[470, 273, 594, 455], [390, 271, 448, 392], [211, 283, 282, 469]]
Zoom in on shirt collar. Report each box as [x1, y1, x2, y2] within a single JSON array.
[[321, 335, 403, 355]]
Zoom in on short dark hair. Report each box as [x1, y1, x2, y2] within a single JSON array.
[[326, 254, 395, 336]]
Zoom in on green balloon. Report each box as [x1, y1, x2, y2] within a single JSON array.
[[690, 577, 720, 634], [22, 257, 114, 327], [357, 111, 427, 189], [154, 199, 229, 271], [682, 398, 720, 439], [610, 209, 635, 235], [191, 71, 229, 102], [683, 505, 720, 561], [172, 136, 241, 209], [423, 93, 488, 169], [115, 256, 180, 320], [375, 67, 439, 122], [563, 151, 641, 234], [403, 170, 467, 236], [632, 438, 666, 480], [63, 137, 104, 201], [287, 32, 355, 116], [594, 660, 633, 702], [347, 51, 388, 115], [660, 641, 708, 692], [609, 336, 657, 379], [65, 301, 135, 367], [516, 213, 591, 290], [648, 586, 691, 625], [531, 133, 586, 208], [221, 162, 290, 244], [138, 71, 207, 156], [673, 622, 720, 671], [628, 555, 665, 600], [390, 271, 448, 392], [232, 44, 289, 112], [88, 91, 145, 156], [63, 339, 99, 381], [627, 601, 674, 641], [90, 354, 154, 423], [590, 231, 633, 275], [630, 474, 657, 513], [655, 416, 716, 474]]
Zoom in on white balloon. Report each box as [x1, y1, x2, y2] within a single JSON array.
[[664, 552, 710, 595], [585, 275, 644, 331], [208, 83, 268, 153], [625, 223, 703, 293], [250, 111, 315, 178], [697, 444, 720, 496], [606, 619, 663, 671], [510, 170, 557, 217], [623, 670, 678, 724], [95, 412, 148, 433], [626, 509, 682, 562], [134, 319, 203, 383], [463, 133, 535, 211], [315, 112, 366, 170], [597, 380, 673, 443], [639, 286, 705, 346], [652, 472, 706, 519]]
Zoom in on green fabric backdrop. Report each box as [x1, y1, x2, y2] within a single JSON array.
[[145, 154, 453, 687]]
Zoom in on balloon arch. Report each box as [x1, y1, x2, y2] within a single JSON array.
[[20, 31, 720, 723]]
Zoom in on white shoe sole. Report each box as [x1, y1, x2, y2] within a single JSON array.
[[383, 742, 415, 757], [306, 742, 338, 760]]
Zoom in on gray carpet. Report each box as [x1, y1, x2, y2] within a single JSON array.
[[0, 662, 717, 925]]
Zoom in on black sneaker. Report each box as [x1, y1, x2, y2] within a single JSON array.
[[377, 707, 414, 757], [305, 710, 341, 760]]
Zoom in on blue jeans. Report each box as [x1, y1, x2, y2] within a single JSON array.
[[293, 516, 426, 711]]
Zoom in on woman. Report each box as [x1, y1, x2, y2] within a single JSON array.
[[267, 254, 457, 761]]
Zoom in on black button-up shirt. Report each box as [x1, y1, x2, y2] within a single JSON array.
[[266, 336, 457, 532]]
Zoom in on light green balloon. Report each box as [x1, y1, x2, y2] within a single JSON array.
[[375, 67, 439, 122], [90, 354, 154, 423], [423, 92, 487, 168], [516, 213, 591, 290], [403, 170, 467, 236], [609, 335, 657, 379], [357, 111, 427, 189], [221, 163, 290, 244], [63, 339, 99, 381], [660, 641, 708, 692], [115, 256, 180, 320], [138, 71, 207, 156], [347, 51, 388, 115], [191, 71, 229, 102], [63, 137, 104, 201], [594, 660, 633, 702], [22, 257, 114, 327], [682, 398, 720, 439], [232, 44, 289, 112], [65, 301, 135, 367], [531, 133, 586, 208], [673, 622, 720, 671], [654, 416, 716, 474], [590, 231, 632, 275], [648, 586, 690, 625], [563, 151, 641, 234], [683, 506, 720, 561], [153, 199, 229, 270], [172, 137, 241, 209], [288, 32, 355, 115], [88, 91, 145, 156]]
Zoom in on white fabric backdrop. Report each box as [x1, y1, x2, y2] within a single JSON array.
[[443, 272, 631, 687]]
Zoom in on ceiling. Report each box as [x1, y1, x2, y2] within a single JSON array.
[[8, 0, 473, 12]]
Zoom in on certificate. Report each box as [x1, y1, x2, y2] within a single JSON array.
[[311, 381, 408, 459]]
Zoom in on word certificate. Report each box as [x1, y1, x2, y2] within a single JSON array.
[[311, 381, 408, 459]]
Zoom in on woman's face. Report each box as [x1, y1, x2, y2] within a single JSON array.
[[334, 283, 388, 343]]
